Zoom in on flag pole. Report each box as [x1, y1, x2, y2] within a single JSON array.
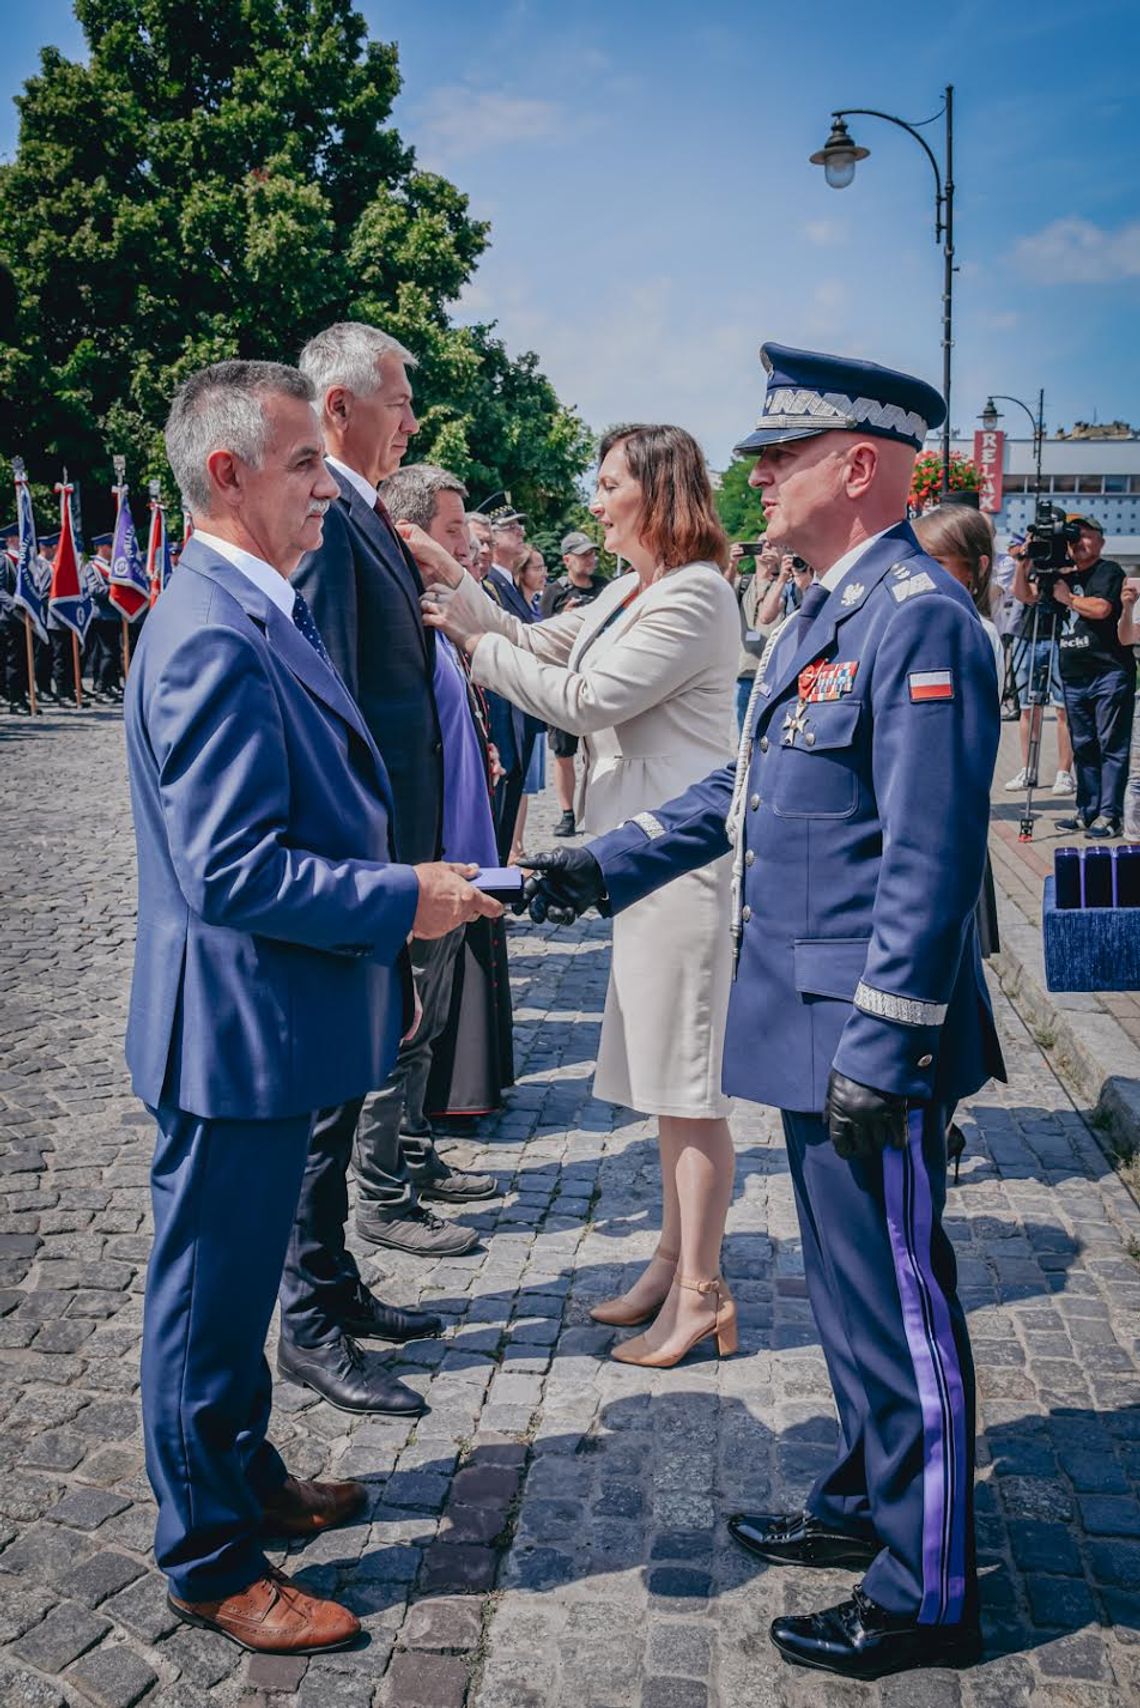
[[112, 455, 132, 681], [72, 631, 83, 709]]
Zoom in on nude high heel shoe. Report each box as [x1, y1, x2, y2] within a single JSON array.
[[589, 1247, 678, 1327], [610, 1275, 739, 1368]]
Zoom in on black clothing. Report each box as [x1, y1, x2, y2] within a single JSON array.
[[539, 571, 607, 620], [1057, 557, 1133, 683]]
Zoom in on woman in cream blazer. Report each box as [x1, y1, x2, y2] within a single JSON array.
[[405, 424, 741, 1369]]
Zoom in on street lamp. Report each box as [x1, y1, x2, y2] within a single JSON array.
[[981, 391, 1046, 501], [810, 87, 955, 495]]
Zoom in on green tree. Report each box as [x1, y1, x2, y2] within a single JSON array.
[[714, 456, 767, 545], [0, 0, 591, 528]]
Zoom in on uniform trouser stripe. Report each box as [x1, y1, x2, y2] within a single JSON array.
[[882, 1110, 968, 1624]]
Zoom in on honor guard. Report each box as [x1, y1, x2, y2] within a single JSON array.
[[84, 533, 123, 702], [1, 523, 29, 713], [36, 533, 68, 703], [523, 343, 1005, 1680]]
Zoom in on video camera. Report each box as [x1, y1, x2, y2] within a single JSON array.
[[1025, 501, 1082, 576]]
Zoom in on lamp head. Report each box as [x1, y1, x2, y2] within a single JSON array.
[[810, 117, 870, 190], [980, 398, 1001, 433]]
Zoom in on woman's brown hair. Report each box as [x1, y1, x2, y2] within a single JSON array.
[[599, 423, 729, 572], [914, 504, 995, 620]]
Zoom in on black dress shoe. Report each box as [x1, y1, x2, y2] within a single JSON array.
[[277, 1333, 426, 1416], [418, 1165, 499, 1204], [728, 1509, 878, 1570], [770, 1585, 981, 1680], [339, 1285, 443, 1343]]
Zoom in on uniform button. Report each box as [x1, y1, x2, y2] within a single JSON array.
[[759, 736, 769, 753], [917, 1053, 933, 1068], [745, 849, 755, 867], [750, 793, 760, 811], [741, 905, 752, 922], [804, 731, 816, 747]]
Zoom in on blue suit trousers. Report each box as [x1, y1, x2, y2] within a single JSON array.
[[782, 1104, 976, 1624], [1062, 666, 1135, 825], [141, 1101, 313, 1599]]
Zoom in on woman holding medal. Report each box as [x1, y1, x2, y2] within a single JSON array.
[[401, 425, 741, 1367]]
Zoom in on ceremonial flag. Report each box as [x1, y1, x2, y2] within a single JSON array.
[[108, 489, 149, 619], [145, 495, 173, 604], [11, 466, 47, 643], [48, 476, 93, 640]]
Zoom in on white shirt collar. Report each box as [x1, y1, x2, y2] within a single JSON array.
[[326, 455, 378, 510], [192, 529, 296, 619], [819, 526, 893, 593]]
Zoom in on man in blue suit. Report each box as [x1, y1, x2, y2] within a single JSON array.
[[522, 345, 1006, 1680], [483, 503, 542, 857], [126, 359, 499, 1654]]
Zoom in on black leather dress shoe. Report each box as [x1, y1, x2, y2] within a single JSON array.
[[770, 1586, 981, 1679], [728, 1510, 878, 1570], [277, 1333, 426, 1416], [339, 1286, 443, 1343]]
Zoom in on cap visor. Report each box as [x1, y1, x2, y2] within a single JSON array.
[[732, 425, 829, 457]]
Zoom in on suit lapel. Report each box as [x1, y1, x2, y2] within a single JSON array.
[[182, 542, 395, 813], [334, 470, 432, 665], [757, 523, 921, 722]]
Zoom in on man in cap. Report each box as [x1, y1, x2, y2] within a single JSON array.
[[84, 532, 123, 703], [540, 531, 607, 835], [481, 501, 542, 856], [520, 343, 1005, 1678]]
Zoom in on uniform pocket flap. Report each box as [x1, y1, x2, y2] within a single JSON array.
[[800, 698, 862, 750], [793, 936, 871, 1000]]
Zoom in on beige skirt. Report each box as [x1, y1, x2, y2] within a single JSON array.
[[593, 851, 733, 1119]]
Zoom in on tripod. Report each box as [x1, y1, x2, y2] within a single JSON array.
[[1012, 595, 1064, 842]]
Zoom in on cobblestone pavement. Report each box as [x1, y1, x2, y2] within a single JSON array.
[[2, 708, 1140, 1708]]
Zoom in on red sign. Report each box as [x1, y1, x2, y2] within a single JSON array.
[[973, 428, 1005, 514]]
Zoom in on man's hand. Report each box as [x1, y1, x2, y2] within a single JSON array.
[[518, 847, 606, 925], [412, 862, 503, 939], [824, 1068, 908, 1160]]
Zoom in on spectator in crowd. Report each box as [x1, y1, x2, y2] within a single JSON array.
[[1006, 539, 1075, 795], [757, 550, 815, 628], [540, 531, 608, 836], [511, 547, 549, 859], [728, 536, 780, 731], [1048, 516, 1135, 838], [279, 322, 498, 1430], [466, 512, 493, 578], [412, 423, 741, 1369], [914, 505, 1003, 678], [989, 536, 1024, 717], [481, 506, 542, 857], [1119, 575, 1140, 838]]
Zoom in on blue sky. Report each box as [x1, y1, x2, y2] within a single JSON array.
[[4, 0, 1140, 466]]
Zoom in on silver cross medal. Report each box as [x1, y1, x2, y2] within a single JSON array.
[[781, 700, 809, 746]]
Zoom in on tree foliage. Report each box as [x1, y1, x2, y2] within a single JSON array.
[[0, 0, 592, 528], [714, 457, 767, 544]]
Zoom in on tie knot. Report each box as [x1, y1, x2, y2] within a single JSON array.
[[799, 580, 829, 620]]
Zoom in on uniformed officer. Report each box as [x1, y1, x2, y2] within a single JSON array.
[[34, 534, 62, 702], [83, 533, 123, 702], [1, 524, 30, 713], [521, 344, 1005, 1680]]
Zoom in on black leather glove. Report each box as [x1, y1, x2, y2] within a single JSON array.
[[518, 847, 606, 925], [824, 1068, 908, 1160]]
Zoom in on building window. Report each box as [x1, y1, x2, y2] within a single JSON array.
[[1104, 475, 1129, 493], [1077, 475, 1103, 494], [1130, 477, 1140, 494], [1051, 475, 1077, 493]]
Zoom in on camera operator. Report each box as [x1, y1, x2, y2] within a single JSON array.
[[757, 551, 816, 628], [1007, 538, 1074, 794], [1047, 516, 1135, 838]]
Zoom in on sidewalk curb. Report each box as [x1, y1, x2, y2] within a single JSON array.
[[990, 877, 1140, 1185]]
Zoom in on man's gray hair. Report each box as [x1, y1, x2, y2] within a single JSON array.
[[164, 360, 314, 518], [379, 464, 468, 531], [300, 322, 417, 410]]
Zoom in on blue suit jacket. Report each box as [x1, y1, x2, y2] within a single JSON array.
[[590, 522, 1006, 1114], [483, 566, 542, 767], [292, 468, 444, 864], [124, 537, 420, 1121]]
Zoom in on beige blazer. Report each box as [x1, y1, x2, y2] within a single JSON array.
[[448, 561, 740, 834]]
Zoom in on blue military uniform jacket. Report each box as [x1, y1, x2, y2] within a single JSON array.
[[590, 521, 1006, 1114]]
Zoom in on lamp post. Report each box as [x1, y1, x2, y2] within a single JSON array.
[[981, 391, 1045, 506], [811, 87, 955, 494]]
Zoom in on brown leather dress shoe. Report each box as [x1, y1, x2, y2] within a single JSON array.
[[168, 1567, 360, 1653], [260, 1474, 368, 1537]]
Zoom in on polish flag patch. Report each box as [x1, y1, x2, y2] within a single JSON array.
[[908, 670, 954, 703]]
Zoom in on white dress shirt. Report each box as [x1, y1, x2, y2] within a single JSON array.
[[818, 526, 893, 593], [192, 529, 296, 618], [326, 455, 378, 509]]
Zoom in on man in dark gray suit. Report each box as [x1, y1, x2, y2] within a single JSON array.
[[282, 324, 498, 1414]]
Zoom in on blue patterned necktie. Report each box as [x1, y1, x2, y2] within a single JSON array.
[[792, 578, 829, 643], [292, 589, 332, 667]]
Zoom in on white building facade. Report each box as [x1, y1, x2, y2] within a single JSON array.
[[947, 432, 1140, 568]]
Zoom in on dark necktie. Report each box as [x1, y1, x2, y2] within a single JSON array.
[[292, 589, 332, 667], [792, 579, 829, 643]]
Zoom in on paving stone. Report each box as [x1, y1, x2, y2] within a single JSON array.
[[0, 1661, 70, 1707], [245, 1652, 310, 1692], [402, 1595, 484, 1650], [10, 1599, 111, 1671], [44, 1486, 130, 1530], [58, 1550, 147, 1608], [385, 1649, 469, 1706], [65, 1642, 160, 1707]]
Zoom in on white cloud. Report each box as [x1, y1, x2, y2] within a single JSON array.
[[1011, 217, 1140, 284], [802, 219, 847, 248], [415, 88, 565, 160]]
